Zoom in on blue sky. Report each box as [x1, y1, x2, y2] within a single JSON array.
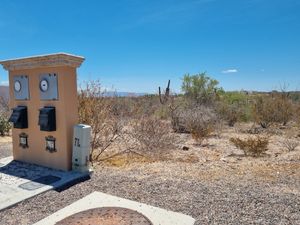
[[0, 0, 299, 93]]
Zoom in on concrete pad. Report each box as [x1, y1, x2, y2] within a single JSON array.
[[0, 157, 90, 211], [34, 191, 196, 225]]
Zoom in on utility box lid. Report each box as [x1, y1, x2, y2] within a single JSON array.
[[38, 106, 56, 132], [74, 124, 91, 148], [9, 106, 28, 129]]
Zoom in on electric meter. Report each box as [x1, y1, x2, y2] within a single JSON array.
[[40, 79, 49, 92], [14, 80, 21, 92]]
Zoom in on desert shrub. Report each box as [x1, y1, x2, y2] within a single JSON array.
[[0, 96, 10, 136], [116, 95, 161, 120], [294, 102, 300, 127], [0, 96, 9, 117], [136, 95, 159, 116], [78, 80, 123, 161], [217, 91, 252, 126], [172, 106, 217, 144], [279, 138, 299, 152], [252, 93, 293, 128], [230, 135, 269, 157], [171, 113, 188, 133], [104, 96, 157, 120], [186, 107, 217, 144], [217, 101, 250, 127], [169, 97, 193, 133], [252, 95, 275, 128], [181, 72, 223, 105], [274, 93, 294, 125], [154, 93, 183, 121], [222, 91, 249, 103], [0, 114, 10, 136], [217, 102, 240, 127], [123, 117, 175, 159], [154, 104, 170, 120], [78, 81, 175, 162], [290, 91, 300, 102]]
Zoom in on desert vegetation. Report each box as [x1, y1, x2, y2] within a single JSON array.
[[1, 72, 299, 161], [230, 135, 269, 157], [76, 73, 300, 165], [1, 73, 300, 225], [0, 96, 10, 136], [1, 73, 299, 160]]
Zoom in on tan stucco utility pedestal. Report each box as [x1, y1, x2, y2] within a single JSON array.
[[0, 53, 84, 171]]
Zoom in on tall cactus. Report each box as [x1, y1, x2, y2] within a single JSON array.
[[159, 80, 170, 104]]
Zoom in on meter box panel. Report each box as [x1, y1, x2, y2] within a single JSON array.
[[38, 106, 56, 131], [39, 73, 59, 100], [45, 136, 56, 152], [13, 75, 29, 100], [72, 124, 91, 172], [9, 106, 28, 129], [19, 133, 29, 149]]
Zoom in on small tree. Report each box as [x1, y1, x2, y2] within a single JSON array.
[[78, 80, 123, 161], [181, 72, 222, 105]]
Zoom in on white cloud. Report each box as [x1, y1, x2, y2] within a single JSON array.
[[0, 80, 9, 86], [222, 69, 238, 74]]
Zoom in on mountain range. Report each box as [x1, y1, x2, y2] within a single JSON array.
[[0, 86, 146, 99]]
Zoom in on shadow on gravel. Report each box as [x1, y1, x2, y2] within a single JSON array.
[[55, 175, 91, 192], [0, 160, 91, 192]]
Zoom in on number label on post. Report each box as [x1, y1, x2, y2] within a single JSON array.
[[74, 138, 80, 147]]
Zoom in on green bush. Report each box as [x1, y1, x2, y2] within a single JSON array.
[[181, 72, 223, 105], [221, 91, 248, 103], [217, 91, 252, 126], [0, 114, 10, 136]]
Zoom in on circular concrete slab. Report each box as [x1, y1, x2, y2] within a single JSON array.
[[55, 207, 153, 225]]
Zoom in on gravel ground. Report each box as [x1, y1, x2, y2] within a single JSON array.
[[0, 129, 299, 225], [0, 161, 299, 225], [0, 142, 12, 159]]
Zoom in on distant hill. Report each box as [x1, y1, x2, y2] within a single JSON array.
[[0, 86, 9, 100], [0, 86, 146, 99], [103, 91, 147, 97]]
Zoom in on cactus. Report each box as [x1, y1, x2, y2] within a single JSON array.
[[159, 80, 170, 105]]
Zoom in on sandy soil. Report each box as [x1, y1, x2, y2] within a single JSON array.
[[0, 136, 12, 143], [0, 124, 299, 225]]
